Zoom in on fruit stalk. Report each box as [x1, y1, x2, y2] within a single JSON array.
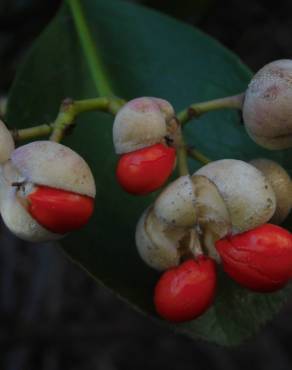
[[176, 126, 189, 176], [177, 93, 245, 126], [12, 96, 125, 142]]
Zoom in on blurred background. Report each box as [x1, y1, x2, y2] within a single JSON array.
[[0, 0, 292, 369]]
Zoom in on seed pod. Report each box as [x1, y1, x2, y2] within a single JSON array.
[[195, 159, 276, 234], [151, 98, 175, 123], [154, 175, 197, 228], [154, 175, 231, 231], [250, 158, 292, 224], [242, 59, 292, 150], [0, 119, 15, 163], [0, 141, 96, 242], [154, 175, 231, 261], [113, 97, 173, 154], [154, 174, 231, 261], [135, 207, 188, 271]]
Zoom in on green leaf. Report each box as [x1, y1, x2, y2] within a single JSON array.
[[6, 0, 292, 346]]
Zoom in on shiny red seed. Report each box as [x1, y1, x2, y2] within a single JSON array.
[[154, 256, 216, 323], [216, 224, 292, 292], [116, 143, 176, 195], [28, 186, 94, 234]]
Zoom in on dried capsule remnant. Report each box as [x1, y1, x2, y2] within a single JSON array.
[[113, 97, 175, 154], [195, 159, 276, 234], [0, 141, 96, 242], [243, 59, 292, 149], [250, 158, 292, 224]]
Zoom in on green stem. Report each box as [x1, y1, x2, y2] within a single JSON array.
[[67, 0, 113, 96], [178, 93, 244, 126], [187, 147, 211, 165], [13, 97, 125, 142], [12, 124, 53, 141], [176, 126, 189, 176]]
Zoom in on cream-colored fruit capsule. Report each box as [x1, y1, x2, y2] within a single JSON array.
[[113, 97, 174, 154], [154, 174, 231, 262], [135, 207, 188, 271], [150, 98, 175, 123], [154, 175, 231, 231], [154, 175, 197, 228], [0, 141, 96, 242], [242, 59, 292, 149], [250, 158, 292, 224], [195, 159, 276, 234], [0, 119, 15, 163]]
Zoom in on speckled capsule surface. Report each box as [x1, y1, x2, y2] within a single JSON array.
[[250, 158, 292, 224], [113, 97, 173, 154], [195, 159, 276, 234], [243, 60, 292, 149], [154, 175, 197, 228], [135, 207, 188, 271]]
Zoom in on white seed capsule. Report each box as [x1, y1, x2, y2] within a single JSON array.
[[150, 98, 175, 123], [11, 141, 95, 197], [153, 174, 231, 262], [154, 175, 196, 228], [195, 159, 276, 234], [135, 207, 187, 271], [250, 158, 292, 224], [113, 97, 173, 154], [243, 59, 292, 149], [0, 119, 15, 163], [0, 141, 96, 242], [154, 174, 231, 230]]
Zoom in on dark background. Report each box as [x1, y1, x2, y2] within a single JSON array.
[[0, 1, 292, 369]]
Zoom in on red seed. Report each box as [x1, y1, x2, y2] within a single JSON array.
[[216, 224, 292, 292], [154, 257, 216, 323], [28, 186, 94, 234], [116, 143, 176, 195]]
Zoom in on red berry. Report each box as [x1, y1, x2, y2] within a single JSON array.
[[154, 257, 216, 322], [116, 143, 176, 195], [216, 224, 292, 292], [27, 186, 94, 234]]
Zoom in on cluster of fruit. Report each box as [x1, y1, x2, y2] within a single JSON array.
[[1, 59, 291, 324], [113, 60, 292, 323]]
